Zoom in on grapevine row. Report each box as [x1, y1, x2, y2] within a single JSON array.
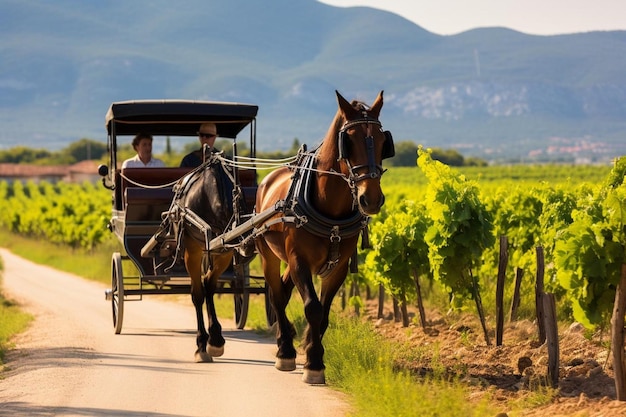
[[366, 149, 626, 330], [0, 180, 110, 250], [0, 155, 623, 330]]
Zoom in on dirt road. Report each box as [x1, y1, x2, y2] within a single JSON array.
[[0, 248, 350, 417]]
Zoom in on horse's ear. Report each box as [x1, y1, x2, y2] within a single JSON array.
[[336, 90, 358, 119], [369, 90, 384, 119]]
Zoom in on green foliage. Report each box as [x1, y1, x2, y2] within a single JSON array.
[[417, 147, 494, 307], [430, 147, 466, 167], [324, 318, 498, 417], [0, 180, 110, 250], [553, 157, 626, 328], [604, 155, 626, 189], [384, 141, 419, 167], [365, 153, 621, 330], [0, 146, 52, 163], [382, 142, 488, 168], [366, 200, 431, 305], [63, 138, 107, 161], [0, 139, 106, 164], [0, 294, 33, 365], [1, 150, 623, 331]]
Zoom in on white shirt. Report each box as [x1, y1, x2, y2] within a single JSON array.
[[121, 155, 166, 169]]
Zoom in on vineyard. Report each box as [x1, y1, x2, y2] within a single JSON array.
[[0, 158, 623, 330], [0, 180, 110, 250], [366, 151, 625, 334]]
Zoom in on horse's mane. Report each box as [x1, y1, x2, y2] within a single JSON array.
[[351, 100, 369, 112]]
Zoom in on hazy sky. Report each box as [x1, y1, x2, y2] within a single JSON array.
[[319, 0, 626, 35]]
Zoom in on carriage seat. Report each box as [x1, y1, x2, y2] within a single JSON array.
[[119, 166, 257, 221], [237, 168, 258, 213], [124, 187, 174, 223]]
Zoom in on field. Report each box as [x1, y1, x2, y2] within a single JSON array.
[[1, 159, 625, 416]]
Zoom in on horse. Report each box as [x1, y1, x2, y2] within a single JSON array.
[[254, 90, 394, 384], [173, 155, 239, 362]]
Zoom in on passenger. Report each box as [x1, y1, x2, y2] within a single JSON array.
[[121, 133, 165, 168], [180, 122, 219, 168]]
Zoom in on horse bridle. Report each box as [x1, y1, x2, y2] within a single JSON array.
[[338, 117, 391, 184]]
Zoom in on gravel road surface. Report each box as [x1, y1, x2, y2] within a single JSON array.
[[0, 248, 350, 417]]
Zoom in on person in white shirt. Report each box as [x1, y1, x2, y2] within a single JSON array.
[[121, 133, 165, 168]]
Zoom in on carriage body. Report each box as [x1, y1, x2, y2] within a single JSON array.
[[99, 100, 268, 333]]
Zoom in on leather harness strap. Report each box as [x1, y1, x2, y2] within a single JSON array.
[[284, 150, 368, 277]]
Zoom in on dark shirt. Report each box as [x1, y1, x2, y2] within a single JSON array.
[[180, 150, 204, 168]]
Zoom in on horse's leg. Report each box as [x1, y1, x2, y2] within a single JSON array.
[[184, 237, 211, 363], [298, 260, 350, 385], [257, 237, 297, 371], [287, 259, 326, 384], [204, 252, 232, 357], [318, 266, 348, 338]]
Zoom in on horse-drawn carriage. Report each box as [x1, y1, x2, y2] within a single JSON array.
[[99, 92, 394, 384], [98, 99, 272, 334]]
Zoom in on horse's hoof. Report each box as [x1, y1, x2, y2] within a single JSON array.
[[275, 357, 296, 371], [208, 345, 224, 357], [194, 350, 213, 363], [302, 369, 326, 385]]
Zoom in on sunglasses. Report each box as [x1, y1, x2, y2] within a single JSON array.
[[198, 132, 217, 139]]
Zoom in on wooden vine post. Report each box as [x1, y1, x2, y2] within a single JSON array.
[[496, 235, 508, 346], [412, 269, 427, 328], [535, 246, 546, 344], [377, 283, 385, 319], [611, 263, 626, 401], [510, 267, 524, 322], [542, 292, 559, 388], [392, 297, 401, 322]]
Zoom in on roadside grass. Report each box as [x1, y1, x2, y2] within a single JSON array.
[[0, 229, 116, 286], [0, 256, 34, 371]]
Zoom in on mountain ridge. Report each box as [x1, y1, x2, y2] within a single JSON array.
[[1, 0, 625, 162]]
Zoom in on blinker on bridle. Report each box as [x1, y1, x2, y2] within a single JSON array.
[[337, 117, 387, 183]]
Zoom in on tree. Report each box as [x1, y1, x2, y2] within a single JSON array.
[[385, 141, 419, 167], [430, 148, 465, 166], [62, 138, 107, 161], [0, 146, 52, 163]]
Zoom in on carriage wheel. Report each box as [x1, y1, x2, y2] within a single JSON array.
[[234, 289, 249, 330], [265, 285, 277, 327], [111, 252, 124, 334]]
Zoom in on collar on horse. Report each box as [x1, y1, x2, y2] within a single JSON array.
[[284, 148, 370, 276]]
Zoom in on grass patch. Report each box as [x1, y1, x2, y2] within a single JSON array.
[[324, 317, 501, 417], [0, 256, 34, 369], [0, 228, 116, 285], [0, 296, 33, 368]]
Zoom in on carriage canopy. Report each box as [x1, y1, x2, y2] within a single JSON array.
[[105, 99, 259, 138]]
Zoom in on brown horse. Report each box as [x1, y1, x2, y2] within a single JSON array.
[[255, 90, 394, 383], [175, 157, 237, 362]]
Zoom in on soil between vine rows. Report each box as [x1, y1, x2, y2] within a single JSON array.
[[361, 300, 626, 416]]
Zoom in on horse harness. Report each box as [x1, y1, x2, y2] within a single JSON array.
[[279, 149, 368, 277], [279, 115, 393, 277]]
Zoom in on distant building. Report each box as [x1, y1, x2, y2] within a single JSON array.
[[0, 161, 101, 184]]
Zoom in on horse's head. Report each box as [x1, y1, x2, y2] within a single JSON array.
[[334, 90, 394, 216], [184, 161, 234, 235]]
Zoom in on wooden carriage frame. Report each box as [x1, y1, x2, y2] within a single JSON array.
[[98, 99, 272, 334]]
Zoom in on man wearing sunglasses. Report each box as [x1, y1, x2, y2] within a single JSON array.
[[180, 122, 219, 168]]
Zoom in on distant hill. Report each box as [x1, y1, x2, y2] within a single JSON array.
[[1, 0, 625, 162]]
